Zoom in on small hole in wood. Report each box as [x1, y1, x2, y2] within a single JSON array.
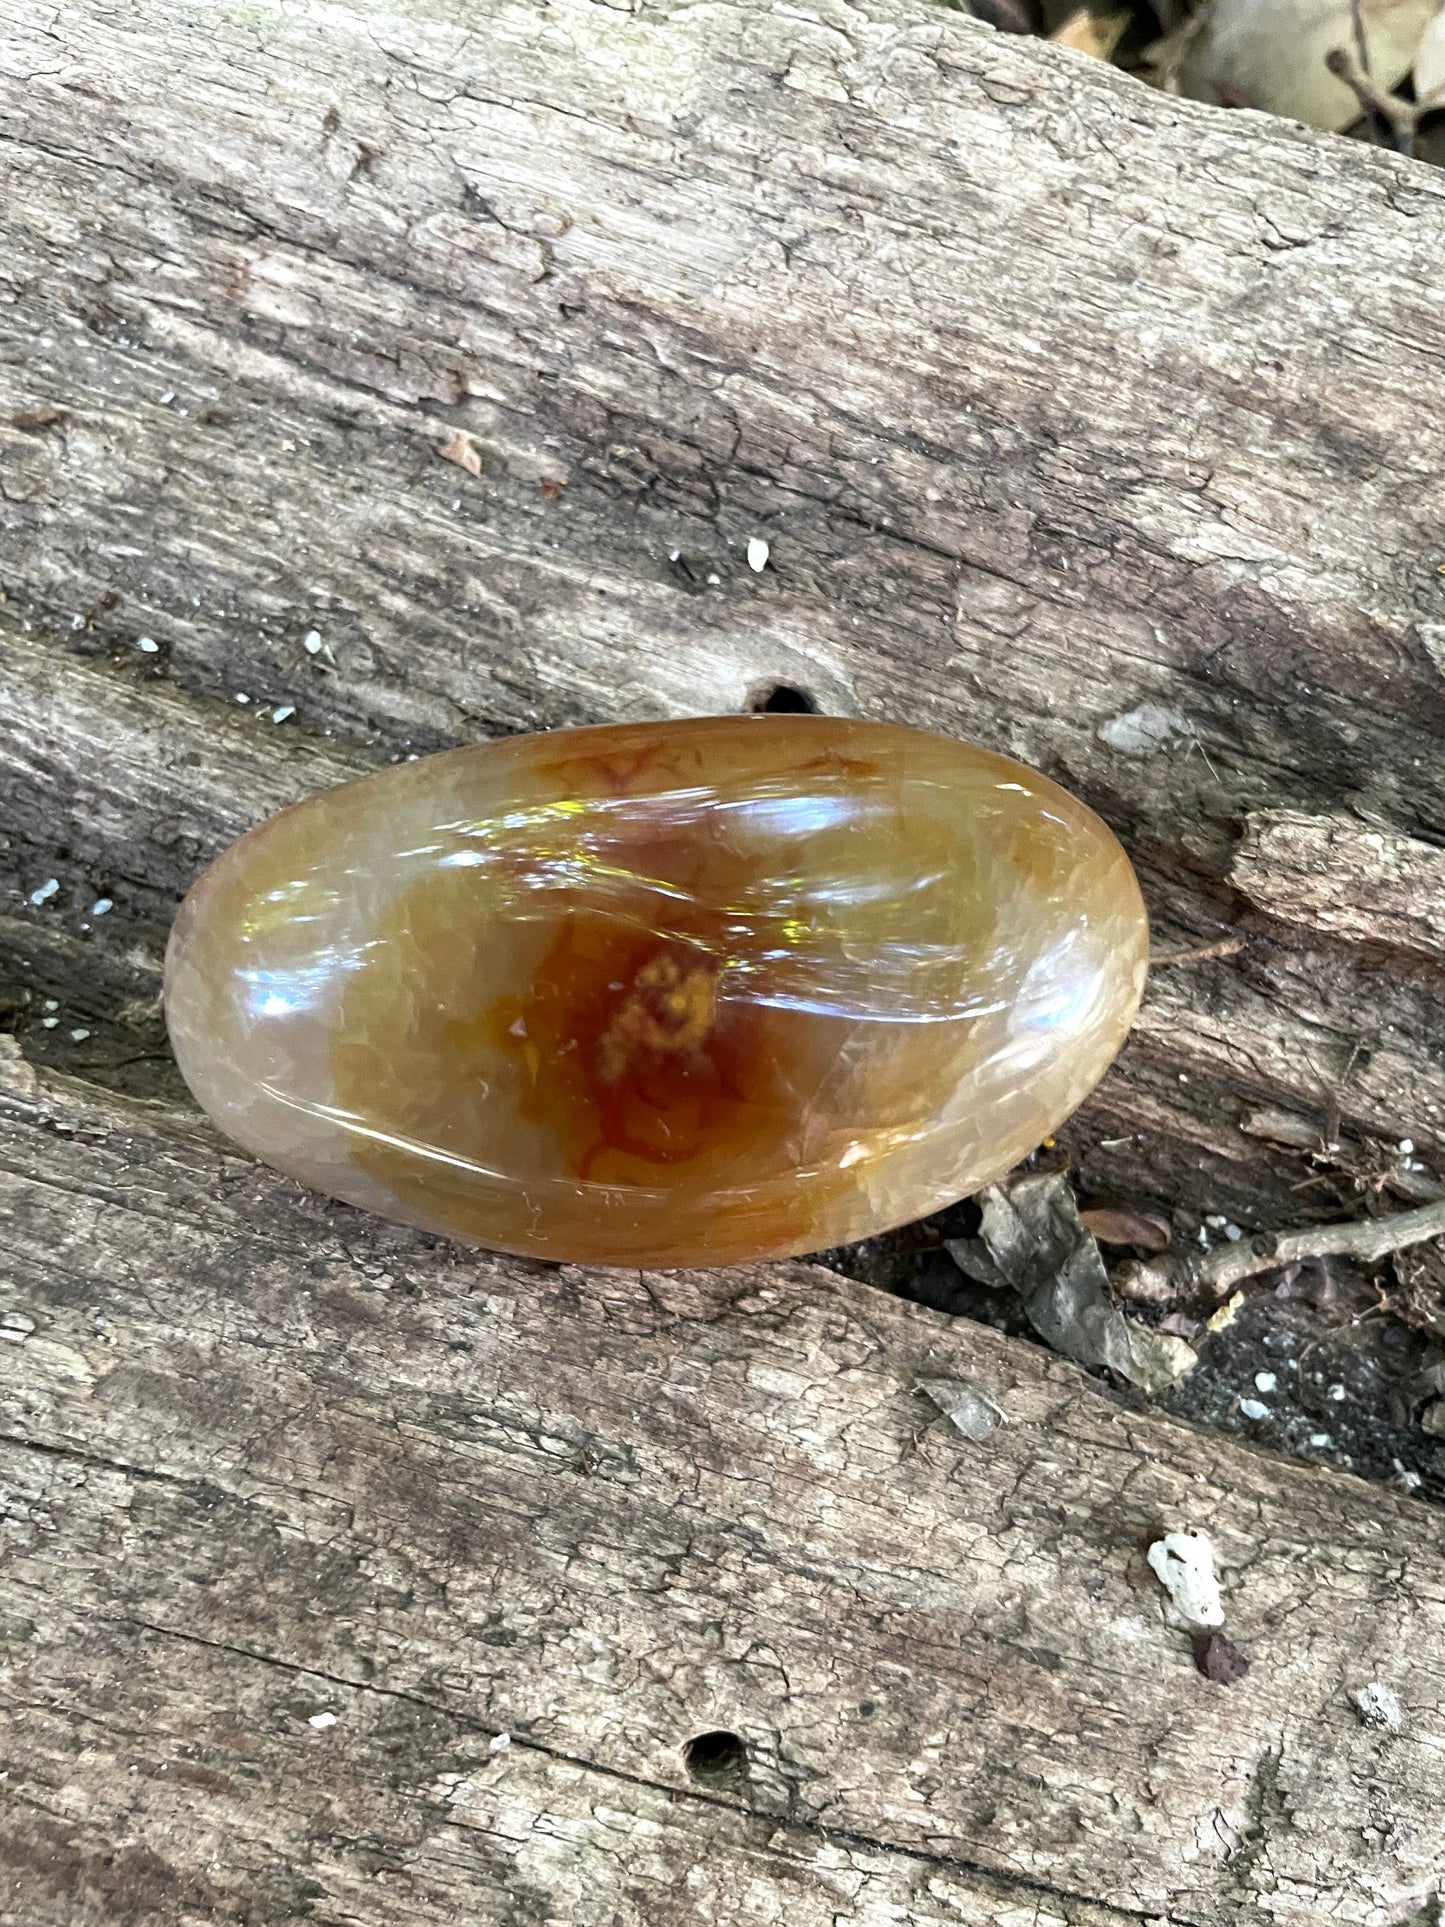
[[749, 682, 818, 714], [682, 1729, 749, 1788]]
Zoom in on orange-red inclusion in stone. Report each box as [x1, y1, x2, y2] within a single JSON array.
[[164, 717, 1148, 1267]]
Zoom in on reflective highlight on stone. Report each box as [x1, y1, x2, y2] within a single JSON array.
[[165, 718, 1148, 1267]]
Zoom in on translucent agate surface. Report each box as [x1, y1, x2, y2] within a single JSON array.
[[165, 717, 1148, 1267]]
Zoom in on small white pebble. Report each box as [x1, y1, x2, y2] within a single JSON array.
[[1224, 1223, 1243, 1242], [1328, 1383, 1347, 1402], [1308, 1432, 1333, 1449], [136, 635, 159, 654], [747, 536, 770, 573], [159, 389, 176, 404], [1254, 1371, 1277, 1393], [706, 572, 721, 585], [488, 1731, 511, 1753], [40, 1018, 58, 1029], [69, 1028, 91, 1043], [91, 898, 113, 917], [1205, 1215, 1227, 1228], [71, 614, 84, 631], [668, 547, 682, 561], [1399, 1139, 1415, 1155], [303, 630, 322, 653], [307, 1712, 337, 1730], [271, 704, 296, 724], [1240, 1398, 1271, 1421], [1196, 1225, 1210, 1246], [1352, 1682, 1403, 1731], [42, 999, 58, 1013], [29, 879, 59, 906]]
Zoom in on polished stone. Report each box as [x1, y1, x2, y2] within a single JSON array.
[[165, 717, 1148, 1267]]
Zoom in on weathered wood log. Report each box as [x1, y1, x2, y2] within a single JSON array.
[[3, 1055, 1445, 1925], [4, 0, 1445, 1918]]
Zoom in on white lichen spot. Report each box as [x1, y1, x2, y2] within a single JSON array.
[[917, 1377, 1006, 1443], [1147, 1528, 1225, 1630], [1097, 703, 1192, 756], [1352, 1682, 1403, 1731]]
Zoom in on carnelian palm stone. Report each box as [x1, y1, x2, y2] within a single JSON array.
[[165, 717, 1148, 1268]]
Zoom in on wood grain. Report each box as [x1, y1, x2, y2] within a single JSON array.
[[4, 0, 1445, 1918], [2, 1062, 1442, 1925]]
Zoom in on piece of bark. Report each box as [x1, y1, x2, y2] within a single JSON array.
[[1232, 810, 1445, 965], [2, 1065, 1444, 1925]]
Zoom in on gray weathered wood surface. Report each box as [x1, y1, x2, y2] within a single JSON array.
[[4, 0, 1445, 1920]]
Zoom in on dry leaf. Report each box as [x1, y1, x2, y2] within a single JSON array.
[[439, 430, 482, 477], [1168, 0, 1438, 131], [947, 1173, 1197, 1394], [1051, 5, 1131, 57], [1080, 1205, 1172, 1251]]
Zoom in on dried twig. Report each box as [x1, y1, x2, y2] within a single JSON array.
[[1150, 937, 1246, 966], [1118, 1198, 1445, 1304], [1326, 44, 1445, 156]]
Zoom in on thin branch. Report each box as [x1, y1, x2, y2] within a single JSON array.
[[1117, 1198, 1445, 1304], [1326, 44, 1445, 157]]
